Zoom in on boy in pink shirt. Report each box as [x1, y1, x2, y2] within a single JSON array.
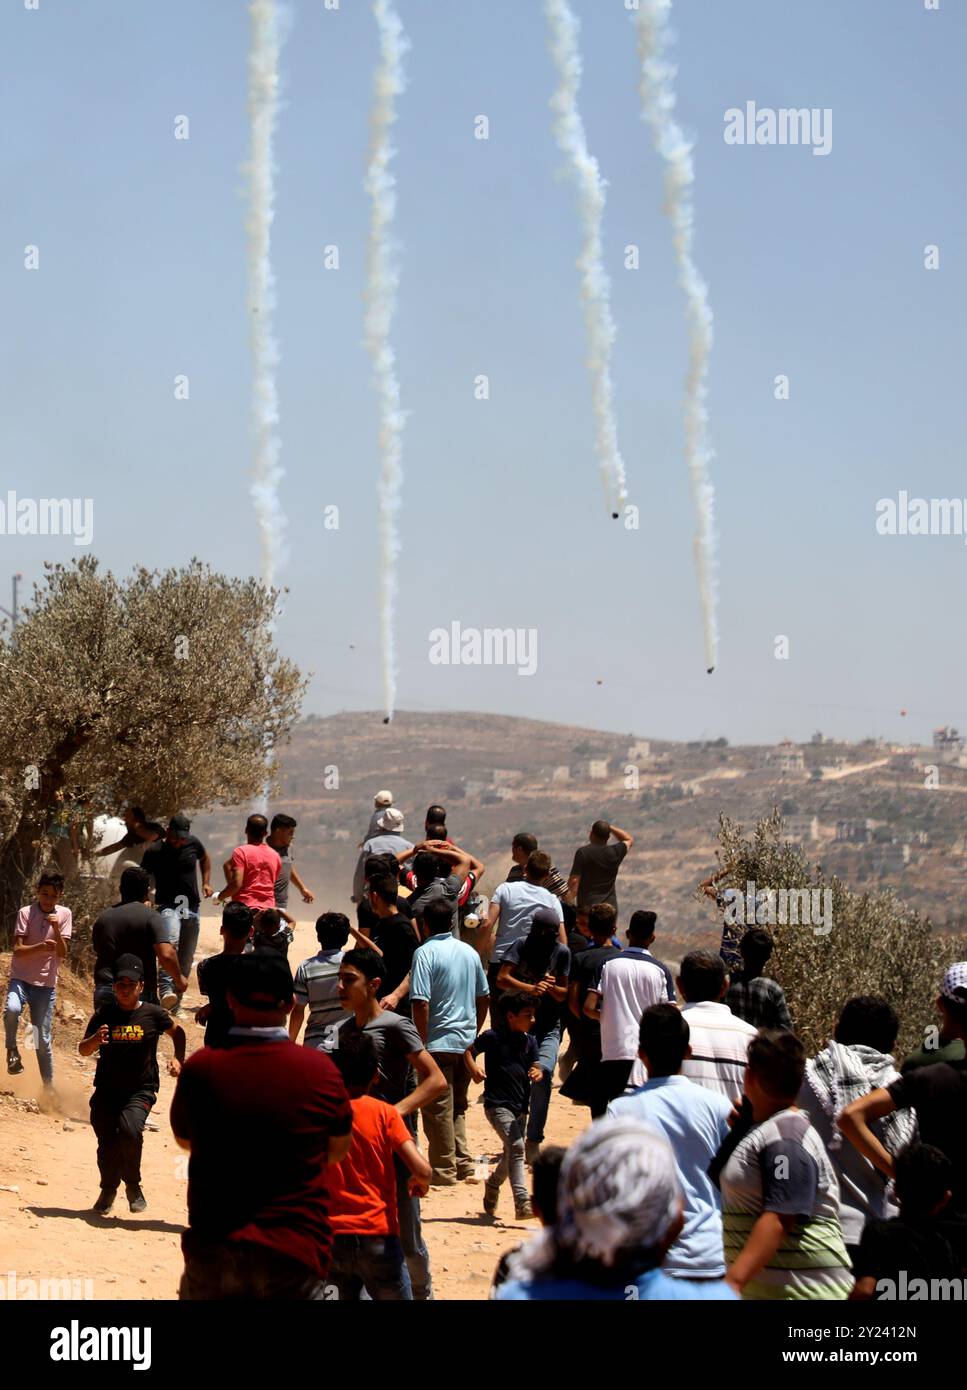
[[5, 870, 72, 1086], [220, 814, 282, 912]]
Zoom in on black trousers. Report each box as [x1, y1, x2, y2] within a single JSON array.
[[90, 1088, 155, 1191]]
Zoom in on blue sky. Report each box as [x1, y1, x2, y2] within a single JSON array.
[[2, 0, 964, 746]]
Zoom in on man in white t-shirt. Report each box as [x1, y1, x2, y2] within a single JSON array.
[[483, 851, 565, 1004], [583, 912, 668, 1116], [677, 950, 757, 1102]]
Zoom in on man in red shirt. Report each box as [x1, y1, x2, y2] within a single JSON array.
[[328, 1032, 432, 1300], [170, 952, 352, 1299], [219, 814, 282, 915]]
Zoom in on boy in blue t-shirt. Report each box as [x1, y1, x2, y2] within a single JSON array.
[[468, 993, 541, 1221]]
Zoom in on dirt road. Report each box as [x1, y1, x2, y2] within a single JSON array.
[[0, 916, 587, 1300]]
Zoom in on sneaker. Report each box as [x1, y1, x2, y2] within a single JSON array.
[[515, 1200, 535, 1220], [525, 1140, 541, 1166], [92, 1188, 116, 1215], [159, 991, 178, 1010], [126, 1185, 147, 1213], [483, 1184, 499, 1217], [6, 1048, 23, 1076]]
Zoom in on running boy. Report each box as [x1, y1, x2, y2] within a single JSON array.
[[328, 1031, 432, 1300], [468, 993, 541, 1221], [5, 870, 72, 1086]]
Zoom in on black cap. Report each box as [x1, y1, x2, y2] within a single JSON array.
[[227, 950, 294, 1011], [169, 813, 191, 835], [114, 954, 144, 982], [532, 907, 561, 930]]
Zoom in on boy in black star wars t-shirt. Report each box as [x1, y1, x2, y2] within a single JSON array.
[[80, 953, 185, 1215]]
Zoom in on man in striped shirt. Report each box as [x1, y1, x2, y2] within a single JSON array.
[[678, 951, 757, 1102], [290, 914, 351, 1051]]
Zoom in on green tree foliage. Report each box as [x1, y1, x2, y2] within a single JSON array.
[[0, 559, 305, 947], [710, 810, 964, 1059]]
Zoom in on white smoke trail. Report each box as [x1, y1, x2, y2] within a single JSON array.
[[246, 0, 288, 593], [634, 0, 719, 673], [544, 0, 628, 519], [365, 0, 410, 724]]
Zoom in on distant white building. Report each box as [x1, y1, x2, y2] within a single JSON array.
[[492, 769, 522, 788], [871, 843, 910, 872], [766, 742, 806, 775], [627, 740, 651, 763], [784, 815, 819, 844], [836, 818, 874, 844], [551, 766, 570, 784], [587, 760, 609, 781], [933, 727, 964, 763]]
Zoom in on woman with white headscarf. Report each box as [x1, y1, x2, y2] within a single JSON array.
[[495, 1118, 737, 1301]]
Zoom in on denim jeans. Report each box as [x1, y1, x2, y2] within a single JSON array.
[[4, 980, 55, 1084], [328, 1234, 411, 1301], [180, 1238, 333, 1301], [421, 1051, 472, 1182], [485, 1105, 529, 1207], [89, 1088, 155, 1190], [526, 1022, 562, 1145], [396, 1116, 432, 1299], [158, 906, 200, 1003]]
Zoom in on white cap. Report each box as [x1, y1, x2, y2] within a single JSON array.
[[374, 790, 394, 807]]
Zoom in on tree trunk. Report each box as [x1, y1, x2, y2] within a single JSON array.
[[0, 724, 93, 948]]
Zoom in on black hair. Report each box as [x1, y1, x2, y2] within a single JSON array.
[[739, 927, 774, 969], [518, 913, 559, 979], [588, 903, 616, 940], [425, 804, 446, 825], [340, 948, 384, 984], [332, 1030, 380, 1092], [532, 1146, 566, 1226], [270, 813, 297, 832], [679, 950, 725, 1003], [512, 832, 538, 855], [412, 851, 442, 886], [127, 806, 146, 823], [245, 813, 268, 841], [497, 991, 537, 1022], [627, 909, 657, 945], [37, 871, 65, 890], [119, 866, 151, 904], [425, 822, 447, 841], [834, 995, 899, 1055], [893, 1143, 953, 1217], [368, 876, 399, 908], [423, 899, 455, 936], [257, 908, 282, 933], [747, 1028, 804, 1100], [638, 1004, 690, 1076], [222, 901, 254, 940], [365, 852, 400, 884], [590, 820, 610, 843], [316, 911, 351, 950]]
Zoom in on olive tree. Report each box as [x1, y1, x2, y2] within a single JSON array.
[[0, 558, 305, 946]]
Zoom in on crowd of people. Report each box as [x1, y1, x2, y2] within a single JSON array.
[[4, 792, 967, 1302]]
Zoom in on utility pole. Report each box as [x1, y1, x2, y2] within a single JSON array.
[[0, 573, 22, 631]]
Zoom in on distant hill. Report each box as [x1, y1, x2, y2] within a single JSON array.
[[190, 712, 967, 964]]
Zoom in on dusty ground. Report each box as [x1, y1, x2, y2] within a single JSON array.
[[0, 915, 587, 1301]]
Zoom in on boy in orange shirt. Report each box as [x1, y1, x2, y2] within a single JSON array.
[[328, 1032, 432, 1300]]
